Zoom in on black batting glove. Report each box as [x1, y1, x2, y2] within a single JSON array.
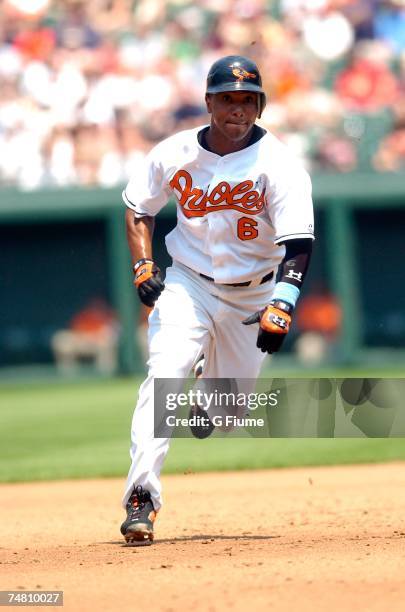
[[242, 300, 293, 354], [133, 258, 165, 307]]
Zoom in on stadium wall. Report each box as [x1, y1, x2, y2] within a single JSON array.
[[0, 174, 404, 373]]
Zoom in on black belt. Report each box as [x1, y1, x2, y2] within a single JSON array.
[[199, 270, 274, 288]]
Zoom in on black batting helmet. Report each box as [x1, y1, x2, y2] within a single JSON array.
[[206, 55, 267, 118]]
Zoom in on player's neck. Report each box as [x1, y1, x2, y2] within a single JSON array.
[[204, 125, 256, 156]]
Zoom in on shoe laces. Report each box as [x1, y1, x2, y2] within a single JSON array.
[[128, 485, 150, 520]]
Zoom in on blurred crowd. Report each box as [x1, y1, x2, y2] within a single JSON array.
[[1, 0, 405, 190]]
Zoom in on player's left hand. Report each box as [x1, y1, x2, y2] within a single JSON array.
[[133, 258, 165, 307], [242, 300, 292, 354]]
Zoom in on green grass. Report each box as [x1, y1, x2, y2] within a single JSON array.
[[0, 375, 404, 483]]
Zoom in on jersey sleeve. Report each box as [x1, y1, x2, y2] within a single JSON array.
[[122, 147, 170, 218], [269, 164, 314, 244]]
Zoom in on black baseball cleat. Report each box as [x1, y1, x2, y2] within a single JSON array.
[[189, 403, 216, 439], [194, 356, 204, 378], [120, 485, 156, 545], [189, 355, 215, 439]]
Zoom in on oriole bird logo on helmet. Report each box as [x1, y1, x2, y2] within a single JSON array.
[[232, 68, 257, 81]]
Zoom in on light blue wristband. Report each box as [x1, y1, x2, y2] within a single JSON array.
[[271, 282, 300, 308]]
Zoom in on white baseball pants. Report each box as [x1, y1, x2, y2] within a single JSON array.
[[122, 261, 276, 510]]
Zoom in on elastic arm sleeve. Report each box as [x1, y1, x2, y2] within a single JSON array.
[[277, 238, 313, 286], [271, 238, 313, 308]]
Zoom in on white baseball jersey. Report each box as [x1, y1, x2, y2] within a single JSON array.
[[123, 124, 314, 284]]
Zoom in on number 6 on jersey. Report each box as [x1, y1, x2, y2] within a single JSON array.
[[237, 216, 258, 240]]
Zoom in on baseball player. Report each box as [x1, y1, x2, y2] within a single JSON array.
[[120, 55, 314, 544]]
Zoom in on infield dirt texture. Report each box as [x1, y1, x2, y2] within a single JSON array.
[[1, 463, 405, 611]]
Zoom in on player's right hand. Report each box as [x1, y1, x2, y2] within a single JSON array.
[[133, 258, 165, 307]]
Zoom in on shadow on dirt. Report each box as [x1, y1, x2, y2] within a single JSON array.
[[104, 534, 281, 547]]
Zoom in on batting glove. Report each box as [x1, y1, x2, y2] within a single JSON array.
[[242, 300, 292, 354], [133, 258, 165, 307]]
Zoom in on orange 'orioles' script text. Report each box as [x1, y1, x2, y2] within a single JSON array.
[[169, 169, 266, 218]]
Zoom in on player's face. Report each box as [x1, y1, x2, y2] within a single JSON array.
[[206, 91, 258, 143]]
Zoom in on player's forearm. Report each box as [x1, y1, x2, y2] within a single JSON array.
[[272, 238, 313, 308], [125, 209, 155, 265]]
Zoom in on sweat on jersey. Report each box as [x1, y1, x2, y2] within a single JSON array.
[[122, 125, 314, 285]]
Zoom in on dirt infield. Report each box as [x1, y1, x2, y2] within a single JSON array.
[[1, 463, 405, 611]]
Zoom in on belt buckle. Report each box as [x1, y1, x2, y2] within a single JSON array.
[[250, 271, 274, 288], [248, 277, 262, 288]]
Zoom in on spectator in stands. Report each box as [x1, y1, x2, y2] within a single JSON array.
[[374, 0, 405, 55], [373, 99, 405, 171], [314, 134, 357, 172], [335, 49, 400, 112], [339, 0, 378, 41], [54, 1, 102, 50]]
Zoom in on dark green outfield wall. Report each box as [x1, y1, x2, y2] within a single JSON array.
[[0, 174, 404, 372]]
